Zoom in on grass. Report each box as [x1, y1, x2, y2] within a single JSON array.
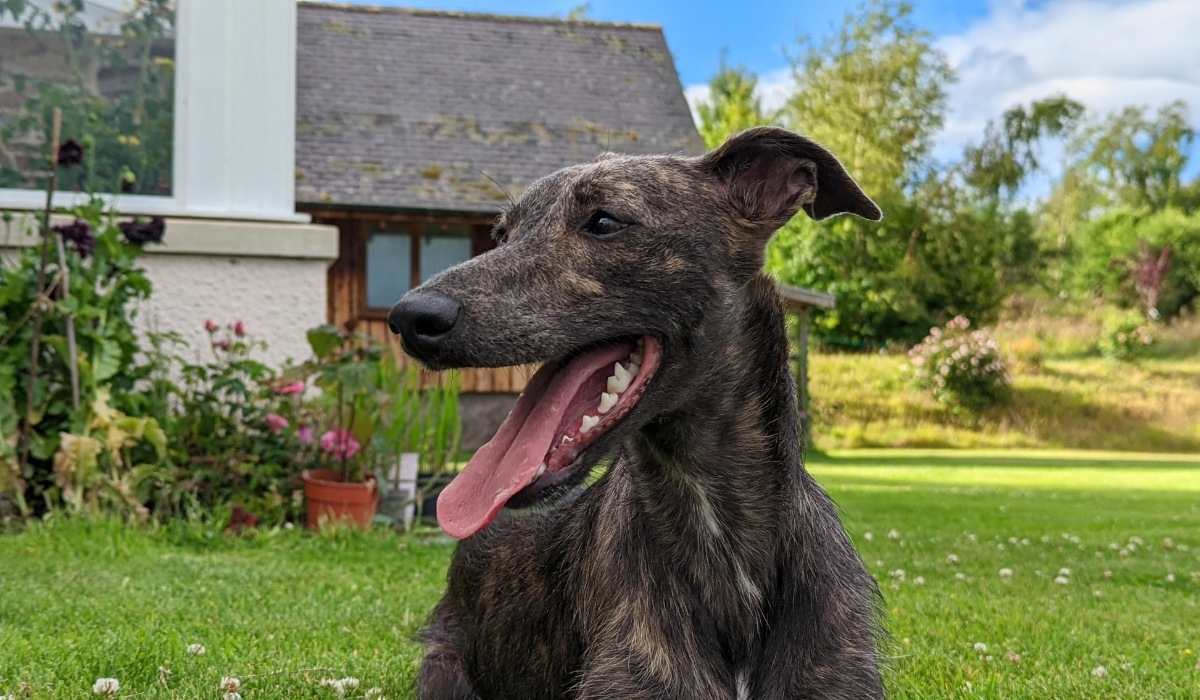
[[4, 449, 1200, 698], [808, 312, 1200, 453]]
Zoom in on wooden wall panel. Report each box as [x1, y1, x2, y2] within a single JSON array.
[[314, 209, 532, 393]]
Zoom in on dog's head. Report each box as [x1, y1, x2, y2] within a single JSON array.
[[388, 127, 880, 538]]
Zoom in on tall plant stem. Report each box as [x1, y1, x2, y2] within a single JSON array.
[[55, 229, 80, 410], [19, 108, 62, 474]]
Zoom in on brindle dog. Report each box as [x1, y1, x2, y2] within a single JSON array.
[[388, 126, 885, 699]]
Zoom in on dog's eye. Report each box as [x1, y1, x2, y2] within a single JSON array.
[[583, 211, 630, 237], [492, 224, 509, 245]]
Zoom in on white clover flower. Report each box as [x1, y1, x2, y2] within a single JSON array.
[[1166, 574, 1176, 583], [186, 643, 206, 655], [973, 642, 988, 653], [1054, 576, 1069, 585], [997, 543, 1005, 550], [1041, 535, 1051, 543], [863, 532, 874, 541], [947, 554, 959, 564], [999, 568, 1013, 579], [913, 576, 925, 586], [364, 688, 384, 699], [1119, 548, 1131, 559], [1092, 666, 1107, 677], [221, 677, 241, 691], [887, 529, 900, 540], [1008, 537, 1017, 544], [1109, 543, 1119, 550], [284, 521, 295, 530], [1021, 539, 1030, 546], [1163, 538, 1175, 550], [340, 678, 360, 690], [955, 572, 966, 580], [93, 678, 120, 695], [1130, 536, 1144, 546], [1058, 568, 1071, 576]]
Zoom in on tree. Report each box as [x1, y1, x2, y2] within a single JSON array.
[[1041, 101, 1198, 314], [963, 95, 1086, 201], [783, 0, 951, 205], [694, 52, 769, 149], [768, 0, 959, 342], [1069, 101, 1195, 212]]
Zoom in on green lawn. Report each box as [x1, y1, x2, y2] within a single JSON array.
[[4, 449, 1200, 698]]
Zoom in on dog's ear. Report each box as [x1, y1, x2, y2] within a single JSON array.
[[699, 126, 883, 226]]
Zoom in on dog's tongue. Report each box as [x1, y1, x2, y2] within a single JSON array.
[[437, 343, 633, 539]]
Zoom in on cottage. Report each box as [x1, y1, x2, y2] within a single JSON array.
[[294, 2, 703, 443]]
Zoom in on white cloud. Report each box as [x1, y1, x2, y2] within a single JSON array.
[[936, 0, 1200, 165]]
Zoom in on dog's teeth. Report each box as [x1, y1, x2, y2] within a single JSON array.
[[628, 362, 640, 376], [636, 337, 645, 347], [614, 362, 632, 384], [597, 392, 618, 414], [535, 462, 546, 478], [630, 349, 643, 365], [604, 367, 633, 393], [580, 415, 600, 433], [607, 373, 630, 394]]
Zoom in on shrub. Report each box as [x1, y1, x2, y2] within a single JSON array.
[[2, 198, 163, 518], [904, 316, 1012, 414], [150, 321, 310, 524], [1099, 314, 1154, 361]]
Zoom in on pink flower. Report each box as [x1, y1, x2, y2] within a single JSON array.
[[204, 319, 217, 332], [264, 413, 289, 434], [234, 320, 245, 336], [320, 428, 361, 461], [298, 425, 313, 443], [274, 381, 305, 395], [215, 339, 231, 351]]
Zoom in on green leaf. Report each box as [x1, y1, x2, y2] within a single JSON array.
[[94, 339, 121, 382], [306, 325, 344, 360]]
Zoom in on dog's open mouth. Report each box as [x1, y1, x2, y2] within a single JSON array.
[[437, 336, 661, 539]]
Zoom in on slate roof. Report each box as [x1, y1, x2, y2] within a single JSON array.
[[295, 3, 705, 213]]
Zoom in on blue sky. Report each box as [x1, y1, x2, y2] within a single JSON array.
[[354, 0, 994, 86], [349, 0, 1200, 185]]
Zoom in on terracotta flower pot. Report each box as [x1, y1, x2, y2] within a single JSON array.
[[302, 469, 379, 530]]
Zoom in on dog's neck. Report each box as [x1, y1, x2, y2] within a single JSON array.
[[621, 273, 801, 643]]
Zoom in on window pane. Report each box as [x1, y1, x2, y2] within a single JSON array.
[[420, 223, 473, 284], [367, 230, 412, 309], [0, 1, 176, 195]]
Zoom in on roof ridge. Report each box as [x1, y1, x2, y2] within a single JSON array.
[[296, 2, 664, 31]]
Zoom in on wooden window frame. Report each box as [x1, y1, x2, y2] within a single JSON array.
[[351, 212, 494, 321]]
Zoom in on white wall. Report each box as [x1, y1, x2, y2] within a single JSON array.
[[0, 0, 303, 223], [137, 254, 329, 368]]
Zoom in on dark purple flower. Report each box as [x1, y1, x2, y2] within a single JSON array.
[[56, 139, 84, 168], [119, 217, 165, 246], [51, 219, 95, 258]]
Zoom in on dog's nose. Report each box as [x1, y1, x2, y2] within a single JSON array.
[[388, 290, 462, 359]]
